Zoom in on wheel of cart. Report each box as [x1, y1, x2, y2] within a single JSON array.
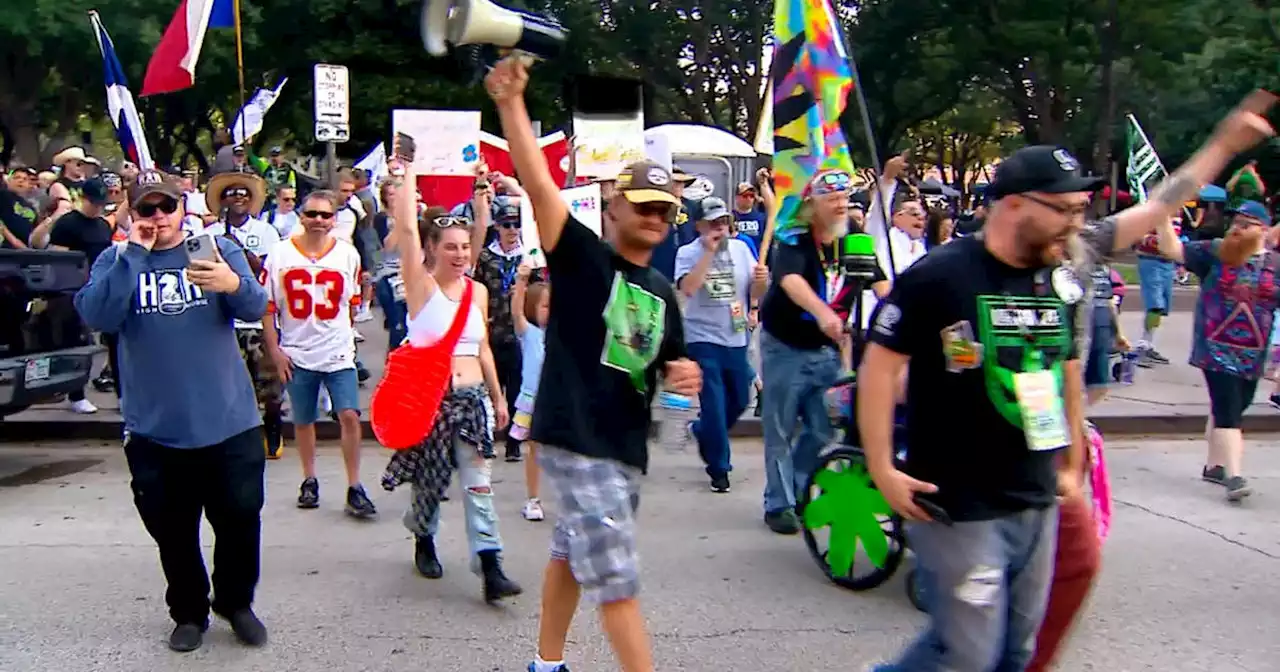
[[798, 374, 908, 592]]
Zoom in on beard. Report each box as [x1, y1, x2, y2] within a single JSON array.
[[1014, 215, 1070, 266], [1218, 226, 1265, 267]]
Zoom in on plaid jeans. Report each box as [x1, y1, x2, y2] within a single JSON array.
[[539, 445, 643, 604]]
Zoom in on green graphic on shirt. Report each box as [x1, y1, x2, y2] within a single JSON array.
[[600, 271, 667, 393], [973, 295, 1071, 428]]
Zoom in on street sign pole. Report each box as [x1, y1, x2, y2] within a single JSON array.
[[313, 63, 351, 188]]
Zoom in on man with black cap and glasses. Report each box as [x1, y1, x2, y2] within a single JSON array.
[[859, 91, 1276, 672], [73, 169, 270, 653]]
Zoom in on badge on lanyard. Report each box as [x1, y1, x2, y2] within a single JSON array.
[[1013, 350, 1069, 451], [729, 301, 747, 333]]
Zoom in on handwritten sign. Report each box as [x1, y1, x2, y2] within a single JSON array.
[[560, 183, 602, 236], [391, 109, 481, 176], [573, 114, 645, 179], [519, 198, 546, 268]]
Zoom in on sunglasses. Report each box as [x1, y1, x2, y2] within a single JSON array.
[[433, 216, 470, 228], [497, 219, 521, 229], [634, 202, 674, 218], [808, 171, 852, 196], [303, 210, 335, 220], [136, 198, 179, 218], [279, 196, 296, 202], [222, 187, 250, 199]]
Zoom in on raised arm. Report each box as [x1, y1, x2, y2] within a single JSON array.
[[1106, 92, 1276, 252], [486, 58, 570, 253], [390, 155, 437, 318], [511, 263, 532, 336]]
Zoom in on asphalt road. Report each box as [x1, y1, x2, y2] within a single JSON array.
[[0, 437, 1276, 671]]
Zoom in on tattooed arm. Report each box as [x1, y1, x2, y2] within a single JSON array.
[[1105, 92, 1276, 253]]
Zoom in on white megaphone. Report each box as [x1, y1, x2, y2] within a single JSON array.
[[421, 0, 566, 61]]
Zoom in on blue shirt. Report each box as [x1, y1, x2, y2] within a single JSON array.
[[74, 238, 269, 448], [733, 207, 766, 250], [519, 324, 546, 398], [650, 198, 701, 282]]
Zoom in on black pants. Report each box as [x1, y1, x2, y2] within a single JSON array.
[[124, 427, 266, 626], [103, 332, 121, 399], [492, 338, 523, 456]]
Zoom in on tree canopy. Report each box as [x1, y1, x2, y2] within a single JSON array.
[[1, 0, 1276, 188]]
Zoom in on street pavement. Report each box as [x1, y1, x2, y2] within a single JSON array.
[[7, 307, 1280, 441], [0, 438, 1277, 670]]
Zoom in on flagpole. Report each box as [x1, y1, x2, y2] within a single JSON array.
[[1127, 113, 1196, 223], [233, 0, 248, 146]]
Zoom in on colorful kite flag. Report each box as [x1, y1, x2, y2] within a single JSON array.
[[768, 0, 857, 243]]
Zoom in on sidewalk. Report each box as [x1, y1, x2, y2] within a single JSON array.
[[4, 310, 1276, 442]]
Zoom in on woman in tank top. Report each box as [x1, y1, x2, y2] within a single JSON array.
[[380, 156, 522, 603]]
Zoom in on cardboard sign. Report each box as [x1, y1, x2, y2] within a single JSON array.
[[560, 183, 603, 237], [391, 109, 481, 176], [572, 114, 645, 179]]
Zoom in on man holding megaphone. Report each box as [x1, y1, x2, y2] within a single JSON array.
[[485, 56, 702, 672]]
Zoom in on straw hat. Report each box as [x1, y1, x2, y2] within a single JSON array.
[[206, 169, 267, 215], [51, 146, 89, 166]]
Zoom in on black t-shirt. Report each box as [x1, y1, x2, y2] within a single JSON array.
[[48, 210, 113, 265], [0, 189, 37, 248], [529, 216, 687, 471], [867, 236, 1079, 521], [760, 231, 886, 350]]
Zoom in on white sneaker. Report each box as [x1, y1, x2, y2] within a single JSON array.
[[70, 398, 98, 414], [354, 307, 374, 323], [354, 328, 366, 343], [521, 498, 545, 521]]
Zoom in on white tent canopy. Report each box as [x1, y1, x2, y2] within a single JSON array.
[[644, 123, 757, 158]]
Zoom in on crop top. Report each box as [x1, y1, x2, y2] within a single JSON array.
[[405, 279, 486, 356]]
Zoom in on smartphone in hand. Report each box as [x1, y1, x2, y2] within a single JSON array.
[[183, 233, 218, 264], [394, 132, 416, 163]]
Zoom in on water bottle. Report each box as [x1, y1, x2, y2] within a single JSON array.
[[655, 390, 698, 453], [1117, 351, 1139, 385]]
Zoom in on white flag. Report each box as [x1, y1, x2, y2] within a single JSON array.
[[232, 78, 289, 145]]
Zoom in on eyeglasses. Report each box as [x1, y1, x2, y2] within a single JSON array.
[[498, 219, 521, 229], [303, 210, 335, 220], [1020, 193, 1088, 219], [279, 196, 296, 202], [136, 198, 179, 218], [222, 187, 250, 199], [808, 171, 852, 196], [433, 216, 470, 228]]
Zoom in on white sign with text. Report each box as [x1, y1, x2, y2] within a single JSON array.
[[572, 113, 645, 179], [313, 64, 350, 142], [391, 109, 481, 176]]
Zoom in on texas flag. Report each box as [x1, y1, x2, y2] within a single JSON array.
[[141, 0, 235, 97], [90, 11, 155, 169]]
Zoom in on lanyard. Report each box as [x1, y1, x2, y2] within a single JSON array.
[[499, 255, 519, 294], [815, 240, 843, 302]]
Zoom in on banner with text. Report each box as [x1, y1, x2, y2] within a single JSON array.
[[392, 109, 481, 176]]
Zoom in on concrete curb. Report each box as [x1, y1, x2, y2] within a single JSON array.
[[5, 414, 1280, 444]]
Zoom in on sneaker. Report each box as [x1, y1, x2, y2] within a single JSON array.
[[265, 431, 284, 460], [91, 373, 115, 393], [710, 475, 731, 493], [221, 608, 268, 647], [764, 508, 800, 535], [521, 498, 545, 521], [167, 623, 205, 652], [505, 447, 523, 463], [354, 328, 366, 343], [1225, 476, 1252, 502], [354, 307, 374, 323], [1201, 465, 1227, 485], [345, 484, 378, 518], [1270, 394, 1280, 411], [297, 477, 320, 509], [356, 365, 371, 384], [527, 662, 571, 672], [1144, 348, 1170, 365], [69, 398, 98, 414]]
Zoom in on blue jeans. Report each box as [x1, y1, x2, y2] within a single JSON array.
[[878, 507, 1058, 672], [406, 435, 503, 572], [688, 342, 753, 479], [760, 331, 840, 514], [374, 276, 408, 351]]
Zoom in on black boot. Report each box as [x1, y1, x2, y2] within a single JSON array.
[[414, 535, 443, 579], [479, 549, 522, 603]]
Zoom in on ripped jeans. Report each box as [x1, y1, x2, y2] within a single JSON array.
[[878, 506, 1058, 672], [404, 436, 503, 572]]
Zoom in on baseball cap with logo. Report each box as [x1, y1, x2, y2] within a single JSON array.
[[130, 169, 183, 208], [987, 145, 1106, 199], [493, 194, 521, 223], [700, 197, 731, 222], [615, 160, 681, 206], [1228, 200, 1273, 226]]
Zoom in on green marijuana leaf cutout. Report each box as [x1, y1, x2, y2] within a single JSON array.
[[803, 461, 894, 576]]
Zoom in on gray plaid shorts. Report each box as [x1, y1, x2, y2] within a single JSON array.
[[539, 445, 643, 604]]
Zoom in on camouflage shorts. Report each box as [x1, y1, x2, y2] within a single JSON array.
[[236, 328, 282, 409]]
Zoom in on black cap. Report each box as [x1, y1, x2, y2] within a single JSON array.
[[130, 170, 183, 208], [81, 178, 110, 205], [987, 146, 1105, 199], [493, 195, 521, 223]]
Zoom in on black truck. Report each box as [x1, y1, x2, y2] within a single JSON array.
[[0, 249, 103, 420]]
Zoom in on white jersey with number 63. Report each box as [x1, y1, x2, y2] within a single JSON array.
[[264, 237, 362, 373]]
